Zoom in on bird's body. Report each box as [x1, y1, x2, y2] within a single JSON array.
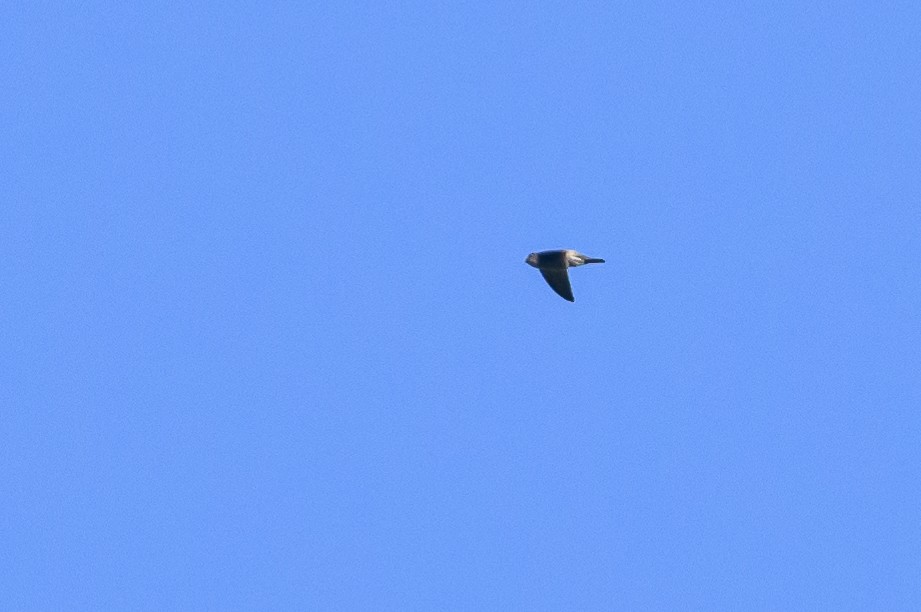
[[525, 249, 604, 302]]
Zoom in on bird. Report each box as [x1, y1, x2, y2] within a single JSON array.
[[525, 249, 605, 302]]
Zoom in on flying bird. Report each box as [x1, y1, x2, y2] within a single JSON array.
[[525, 249, 605, 302]]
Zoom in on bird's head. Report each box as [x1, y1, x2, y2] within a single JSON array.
[[525, 252, 539, 267]]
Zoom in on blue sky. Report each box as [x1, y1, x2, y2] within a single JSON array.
[[3, 2, 920, 609]]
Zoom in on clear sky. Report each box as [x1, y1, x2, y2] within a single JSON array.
[[4, 2, 920, 610]]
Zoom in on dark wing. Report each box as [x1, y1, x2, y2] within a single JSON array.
[[539, 268, 574, 302]]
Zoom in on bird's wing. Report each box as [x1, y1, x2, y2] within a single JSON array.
[[540, 268, 574, 302]]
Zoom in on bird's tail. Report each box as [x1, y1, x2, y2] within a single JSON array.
[[584, 257, 605, 264]]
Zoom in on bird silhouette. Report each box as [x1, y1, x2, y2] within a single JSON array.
[[525, 249, 605, 302]]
